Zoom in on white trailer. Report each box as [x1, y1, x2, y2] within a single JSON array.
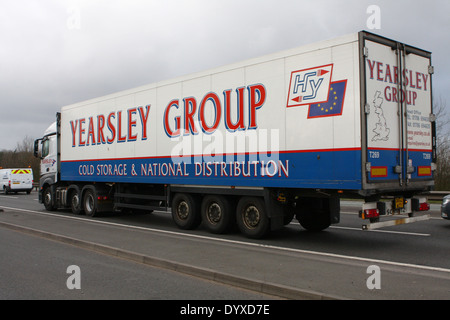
[[34, 31, 435, 238], [0, 168, 34, 194]]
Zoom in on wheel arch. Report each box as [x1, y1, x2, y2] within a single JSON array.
[[67, 184, 82, 198]]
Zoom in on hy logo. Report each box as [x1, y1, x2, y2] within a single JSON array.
[[287, 64, 333, 108]]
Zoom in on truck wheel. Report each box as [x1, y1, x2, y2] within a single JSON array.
[[236, 197, 270, 239], [70, 190, 84, 215], [283, 207, 295, 225], [43, 186, 56, 211], [297, 212, 330, 232], [201, 195, 234, 234], [83, 189, 98, 217], [171, 193, 201, 230]]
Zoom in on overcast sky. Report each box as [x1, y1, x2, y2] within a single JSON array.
[[1, 0, 449, 151]]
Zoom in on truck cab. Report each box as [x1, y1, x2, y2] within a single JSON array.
[[34, 122, 58, 206]]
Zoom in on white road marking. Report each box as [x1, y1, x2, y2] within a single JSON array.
[[0, 205, 448, 274], [330, 225, 430, 236]]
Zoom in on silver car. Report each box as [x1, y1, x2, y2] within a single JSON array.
[[442, 195, 450, 220]]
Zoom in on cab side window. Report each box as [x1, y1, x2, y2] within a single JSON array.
[[42, 139, 50, 158]]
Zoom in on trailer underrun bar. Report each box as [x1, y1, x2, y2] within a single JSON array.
[[362, 214, 430, 231]]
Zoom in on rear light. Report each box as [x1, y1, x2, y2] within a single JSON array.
[[362, 208, 379, 219], [97, 196, 108, 201], [412, 198, 429, 212], [418, 202, 430, 211]]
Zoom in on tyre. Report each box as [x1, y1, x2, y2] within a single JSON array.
[[295, 197, 332, 232], [201, 195, 234, 234], [236, 197, 270, 239], [283, 207, 295, 225], [298, 216, 330, 231], [70, 190, 84, 215], [297, 210, 330, 231], [43, 186, 56, 211], [83, 188, 98, 217], [171, 193, 201, 230]]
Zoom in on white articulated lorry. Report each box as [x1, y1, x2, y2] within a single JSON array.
[[34, 31, 435, 238]]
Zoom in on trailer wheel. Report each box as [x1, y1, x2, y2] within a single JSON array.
[[83, 189, 98, 217], [171, 193, 201, 230], [43, 186, 56, 211], [297, 211, 330, 232], [236, 197, 270, 239], [70, 190, 83, 215], [201, 195, 234, 234], [283, 207, 295, 225]]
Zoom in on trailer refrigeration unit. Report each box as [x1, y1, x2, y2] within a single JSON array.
[[34, 31, 435, 238]]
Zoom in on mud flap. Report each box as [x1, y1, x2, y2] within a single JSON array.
[[264, 189, 285, 231], [329, 196, 341, 225]]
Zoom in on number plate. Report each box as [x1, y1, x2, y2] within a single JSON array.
[[395, 197, 404, 209]]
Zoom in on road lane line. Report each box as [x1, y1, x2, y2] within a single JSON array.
[[1, 205, 449, 275], [330, 225, 430, 236], [290, 219, 431, 237], [0, 219, 342, 300]]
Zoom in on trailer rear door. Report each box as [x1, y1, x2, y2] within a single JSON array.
[[10, 169, 33, 191], [362, 33, 434, 188]]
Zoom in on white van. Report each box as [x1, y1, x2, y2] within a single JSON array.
[[0, 168, 34, 194]]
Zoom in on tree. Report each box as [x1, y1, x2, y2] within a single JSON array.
[[0, 136, 40, 184], [434, 97, 450, 191]]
